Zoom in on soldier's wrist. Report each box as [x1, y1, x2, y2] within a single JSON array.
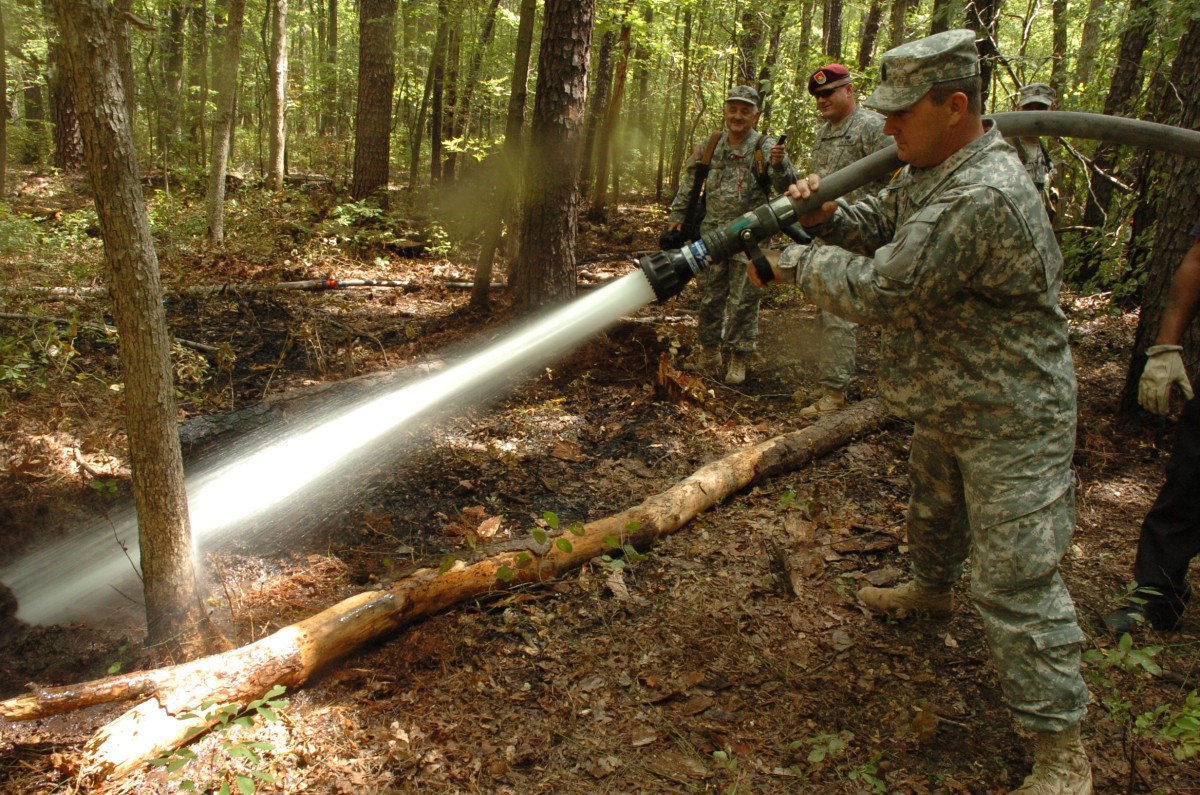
[[1146, 344, 1184, 357]]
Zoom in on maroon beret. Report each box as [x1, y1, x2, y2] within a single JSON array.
[[808, 63, 853, 95]]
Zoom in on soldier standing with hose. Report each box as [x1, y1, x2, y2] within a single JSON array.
[[753, 31, 1092, 794], [665, 85, 797, 385]]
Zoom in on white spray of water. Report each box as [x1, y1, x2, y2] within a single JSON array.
[[1, 272, 658, 626]]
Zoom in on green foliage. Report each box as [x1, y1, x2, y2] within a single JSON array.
[[150, 685, 289, 795], [0, 206, 42, 257], [1084, 632, 1200, 765], [788, 730, 887, 792]]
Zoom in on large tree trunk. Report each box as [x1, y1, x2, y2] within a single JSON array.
[[1080, 0, 1155, 231], [161, 2, 188, 149], [320, 0, 338, 136], [511, 0, 594, 309], [1073, 0, 1106, 91], [205, 0, 245, 243], [1049, 0, 1068, 99], [46, 22, 84, 173], [888, 0, 914, 50], [1119, 18, 1200, 416], [470, 0, 537, 309], [350, 0, 396, 203], [266, 0, 287, 191], [1, 398, 890, 784], [52, 0, 212, 649]]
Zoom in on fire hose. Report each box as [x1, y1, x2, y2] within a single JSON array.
[[638, 111, 1200, 302]]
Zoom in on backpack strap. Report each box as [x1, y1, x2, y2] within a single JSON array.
[[699, 131, 723, 166]]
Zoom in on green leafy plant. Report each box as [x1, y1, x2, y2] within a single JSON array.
[[150, 685, 289, 794]]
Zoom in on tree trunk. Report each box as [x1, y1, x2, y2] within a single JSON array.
[[756, 1, 787, 125], [266, 0, 287, 190], [579, 29, 615, 193], [1080, 0, 1155, 230], [511, 0, 594, 309], [0, 6, 6, 194], [187, 0, 208, 166], [590, 20, 632, 219], [1119, 18, 1200, 416], [205, 0, 246, 243], [161, 2, 188, 149], [1073, 0, 1105, 91], [737, 9, 764, 86], [668, 9, 693, 198], [446, 0, 502, 183], [46, 22, 84, 173], [928, 0, 955, 35], [441, 24, 460, 183], [887, 0, 913, 50], [964, 0, 1000, 111], [470, 0, 537, 309], [857, 0, 884, 68], [822, 0, 842, 60], [320, 0, 338, 136], [1, 398, 890, 784], [1049, 0, 1068, 99], [428, 6, 447, 185], [52, 0, 212, 650], [349, 0, 396, 203]]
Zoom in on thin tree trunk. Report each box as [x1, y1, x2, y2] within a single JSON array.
[[188, 0, 208, 166], [0, 7, 7, 194], [822, 0, 842, 60], [266, 0, 287, 190], [470, 0, 536, 309], [887, 0, 913, 50], [429, 6, 447, 185], [53, 0, 213, 649], [320, 0, 338, 136], [1073, 0, 1105, 90], [668, 9, 692, 197], [756, 1, 787, 125], [1049, 0, 1068, 99], [446, 0, 502, 182], [964, 0, 1001, 111], [442, 25, 460, 183], [579, 29, 614, 193], [737, 9, 764, 86], [205, 0, 246, 243], [590, 21, 632, 218]]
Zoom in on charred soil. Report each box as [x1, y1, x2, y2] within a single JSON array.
[[1, 179, 1197, 794]]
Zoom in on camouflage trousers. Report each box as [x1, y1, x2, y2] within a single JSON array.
[[905, 422, 1089, 732], [694, 254, 763, 354], [817, 310, 857, 392]]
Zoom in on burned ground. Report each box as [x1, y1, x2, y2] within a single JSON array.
[[0, 181, 1197, 794]]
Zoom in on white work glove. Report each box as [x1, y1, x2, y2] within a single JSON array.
[[1139, 345, 1194, 416]]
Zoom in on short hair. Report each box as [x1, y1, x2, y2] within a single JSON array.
[[929, 75, 982, 114]]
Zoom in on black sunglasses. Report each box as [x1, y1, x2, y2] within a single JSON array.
[[813, 86, 843, 99]]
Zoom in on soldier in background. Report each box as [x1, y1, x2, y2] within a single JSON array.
[[795, 64, 892, 417], [1013, 82, 1059, 221], [756, 31, 1091, 794], [666, 85, 797, 386]]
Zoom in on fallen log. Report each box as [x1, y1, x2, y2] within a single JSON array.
[[0, 398, 890, 785]]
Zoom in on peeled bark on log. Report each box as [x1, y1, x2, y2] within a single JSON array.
[[0, 399, 889, 784]]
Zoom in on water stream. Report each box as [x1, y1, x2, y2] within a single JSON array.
[[0, 271, 658, 627]]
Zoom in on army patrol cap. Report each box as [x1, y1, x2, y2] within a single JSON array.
[[1018, 82, 1056, 108], [725, 84, 760, 108], [808, 63, 852, 95], [866, 29, 981, 112]]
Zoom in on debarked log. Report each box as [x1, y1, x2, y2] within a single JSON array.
[[0, 398, 890, 785]]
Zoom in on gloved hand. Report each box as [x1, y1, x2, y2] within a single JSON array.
[[1139, 344, 1194, 416]]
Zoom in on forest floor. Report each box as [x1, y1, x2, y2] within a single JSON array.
[[0, 174, 1197, 795]]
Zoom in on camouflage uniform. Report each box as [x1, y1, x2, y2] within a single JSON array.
[[808, 105, 891, 394], [669, 130, 796, 355], [779, 33, 1088, 734]]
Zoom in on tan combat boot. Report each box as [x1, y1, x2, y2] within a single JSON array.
[[681, 347, 722, 375], [856, 580, 953, 618], [799, 389, 847, 417], [724, 352, 748, 385], [1008, 725, 1092, 794]]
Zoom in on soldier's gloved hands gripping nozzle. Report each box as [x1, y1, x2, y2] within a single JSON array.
[[638, 190, 810, 303], [1139, 345, 1194, 416]]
